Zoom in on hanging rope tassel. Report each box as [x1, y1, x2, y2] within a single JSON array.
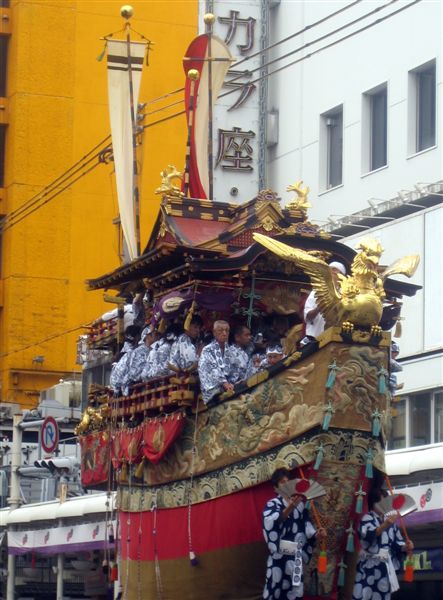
[[313, 443, 324, 471], [110, 562, 118, 582], [377, 366, 388, 394], [404, 558, 415, 582], [322, 401, 335, 431], [187, 402, 201, 567], [134, 457, 146, 480], [317, 549, 327, 574], [365, 447, 374, 479], [345, 522, 355, 552], [325, 360, 339, 389], [184, 300, 197, 331], [119, 460, 128, 483], [337, 559, 347, 587], [355, 484, 366, 514], [371, 408, 382, 437]]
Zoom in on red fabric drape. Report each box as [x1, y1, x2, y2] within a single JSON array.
[[79, 431, 110, 486], [120, 481, 274, 561], [142, 414, 185, 464]]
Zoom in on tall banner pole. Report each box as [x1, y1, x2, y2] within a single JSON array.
[[183, 69, 200, 198], [204, 13, 215, 200], [123, 7, 141, 257]]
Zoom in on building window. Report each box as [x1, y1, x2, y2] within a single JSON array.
[[370, 86, 387, 170], [389, 388, 443, 449], [320, 106, 343, 190], [0, 37, 7, 97], [435, 391, 443, 443], [0, 125, 5, 187], [408, 60, 436, 154]]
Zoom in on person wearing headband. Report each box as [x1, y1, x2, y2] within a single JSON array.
[[353, 486, 413, 600], [263, 468, 325, 600], [265, 344, 286, 367], [302, 261, 346, 345]]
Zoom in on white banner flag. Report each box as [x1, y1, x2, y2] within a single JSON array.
[[107, 39, 146, 261]]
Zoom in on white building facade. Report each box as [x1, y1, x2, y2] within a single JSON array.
[[264, 1, 443, 595], [266, 0, 442, 449]]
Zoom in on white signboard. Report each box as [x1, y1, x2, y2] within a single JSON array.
[[8, 520, 116, 555], [200, 0, 266, 204], [395, 481, 443, 517]]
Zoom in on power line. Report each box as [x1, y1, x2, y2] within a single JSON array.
[[221, 0, 399, 91], [140, 0, 367, 117], [0, 0, 368, 229], [0, 0, 420, 233], [1, 135, 112, 228], [141, 0, 419, 127], [125, 0, 401, 123], [0, 325, 86, 360]]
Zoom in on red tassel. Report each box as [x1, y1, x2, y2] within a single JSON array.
[[318, 550, 327, 573], [31, 553, 36, 569], [110, 564, 119, 582], [404, 561, 414, 582]]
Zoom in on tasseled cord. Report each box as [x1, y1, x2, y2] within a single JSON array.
[[322, 401, 335, 431], [377, 365, 388, 394], [365, 447, 374, 479], [355, 484, 366, 514], [345, 521, 355, 552], [325, 360, 339, 389], [337, 559, 347, 587], [314, 443, 324, 471], [371, 408, 382, 437]]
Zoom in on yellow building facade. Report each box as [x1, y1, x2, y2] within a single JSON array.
[[0, 0, 197, 407]]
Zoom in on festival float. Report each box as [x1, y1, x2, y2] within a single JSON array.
[[76, 7, 421, 600]]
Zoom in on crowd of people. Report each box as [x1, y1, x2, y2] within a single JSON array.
[[105, 259, 403, 404], [109, 316, 287, 402]]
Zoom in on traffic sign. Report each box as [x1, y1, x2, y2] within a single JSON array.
[[41, 416, 59, 454]]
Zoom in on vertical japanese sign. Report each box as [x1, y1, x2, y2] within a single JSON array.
[[200, 1, 268, 204]]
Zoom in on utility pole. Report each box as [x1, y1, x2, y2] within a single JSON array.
[[6, 413, 23, 600]]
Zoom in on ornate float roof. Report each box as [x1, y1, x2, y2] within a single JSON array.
[[86, 190, 420, 299]]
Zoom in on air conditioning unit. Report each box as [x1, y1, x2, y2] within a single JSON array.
[[40, 381, 81, 408], [0, 403, 20, 420]]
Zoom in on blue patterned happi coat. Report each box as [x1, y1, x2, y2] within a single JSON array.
[[229, 344, 257, 384], [198, 340, 232, 403], [262, 496, 316, 600], [353, 511, 405, 600], [169, 333, 198, 371]]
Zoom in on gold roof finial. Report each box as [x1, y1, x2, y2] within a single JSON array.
[[286, 180, 311, 213], [155, 165, 184, 198]]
